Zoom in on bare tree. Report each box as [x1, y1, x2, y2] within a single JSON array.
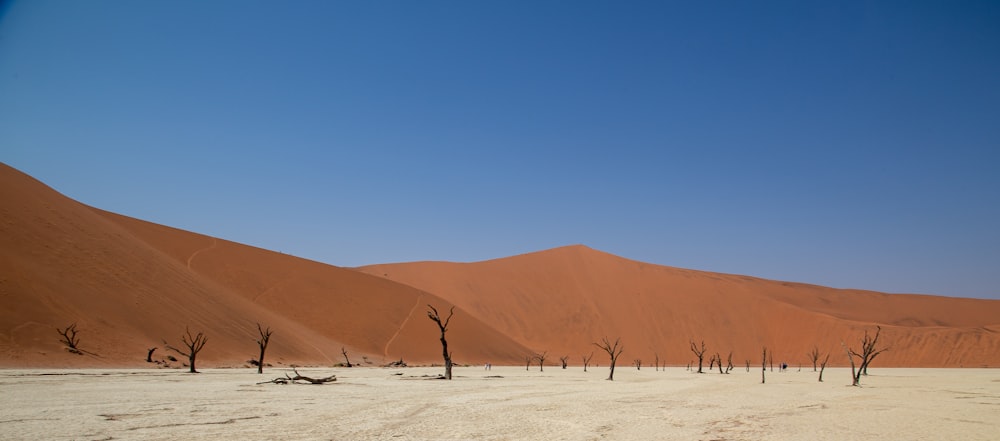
[[725, 351, 734, 374], [255, 323, 273, 374], [818, 353, 831, 382], [633, 359, 642, 370], [56, 323, 82, 355], [842, 326, 887, 386], [341, 347, 353, 367], [708, 353, 716, 371], [534, 351, 548, 372], [426, 304, 455, 380], [146, 347, 157, 362], [654, 353, 660, 371], [745, 359, 750, 372], [165, 327, 207, 373], [581, 352, 594, 372], [761, 347, 767, 384], [714, 353, 724, 374], [559, 356, 569, 369], [808, 346, 820, 372], [690, 340, 706, 373], [525, 355, 532, 371], [593, 337, 624, 381]]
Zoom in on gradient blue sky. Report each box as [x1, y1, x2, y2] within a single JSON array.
[[2, 1, 999, 299]]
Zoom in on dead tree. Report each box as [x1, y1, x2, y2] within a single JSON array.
[[690, 340, 706, 373], [341, 347, 353, 367], [761, 347, 767, 384], [594, 337, 624, 381], [654, 353, 660, 371], [258, 367, 336, 385], [534, 351, 548, 372], [426, 304, 454, 380], [146, 347, 157, 362], [525, 355, 532, 371], [713, 353, 724, 374], [708, 353, 716, 371], [56, 323, 82, 355], [745, 359, 750, 372], [560, 356, 569, 369], [725, 351, 734, 373], [633, 359, 642, 370], [255, 323, 273, 374], [842, 326, 887, 386], [818, 353, 831, 382], [165, 327, 207, 373], [582, 352, 594, 372], [808, 346, 820, 372]]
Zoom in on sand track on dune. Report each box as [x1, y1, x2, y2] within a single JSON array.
[[383, 295, 423, 359], [186, 238, 217, 270]]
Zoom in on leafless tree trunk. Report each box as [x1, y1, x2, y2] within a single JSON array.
[[426, 304, 454, 380], [633, 359, 642, 370], [745, 359, 750, 372], [146, 347, 157, 363], [56, 323, 82, 355], [255, 323, 272, 374], [843, 326, 887, 386], [761, 347, 767, 384], [714, 353, 724, 374], [818, 353, 831, 382], [165, 327, 207, 373], [654, 353, 660, 371], [594, 337, 624, 381], [525, 355, 532, 371], [808, 346, 820, 372], [726, 351, 734, 374], [341, 347, 353, 367], [769, 351, 774, 372], [534, 351, 548, 372], [708, 353, 716, 371], [582, 352, 593, 372], [560, 356, 569, 369], [690, 340, 706, 373]]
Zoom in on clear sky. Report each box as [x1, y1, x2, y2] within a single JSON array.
[[2, 1, 999, 299]]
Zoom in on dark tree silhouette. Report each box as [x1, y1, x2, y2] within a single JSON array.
[[340, 347, 353, 367], [165, 327, 207, 373], [654, 353, 660, 371], [258, 368, 336, 385], [559, 356, 569, 369], [426, 304, 455, 380], [146, 347, 157, 363], [594, 337, 624, 381], [56, 323, 82, 355], [761, 347, 767, 384], [725, 351, 734, 374], [808, 346, 820, 372], [633, 359, 642, 370], [842, 326, 887, 386], [255, 323, 273, 374], [690, 340, 706, 373], [581, 352, 594, 372], [525, 355, 532, 371], [818, 353, 831, 382], [534, 351, 548, 372]]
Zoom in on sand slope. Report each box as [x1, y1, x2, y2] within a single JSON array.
[[0, 163, 530, 367], [358, 245, 1000, 367]]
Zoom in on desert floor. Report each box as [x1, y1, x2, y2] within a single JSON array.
[[0, 366, 997, 440]]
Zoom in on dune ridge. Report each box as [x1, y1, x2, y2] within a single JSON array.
[[3, 161, 998, 368], [0, 163, 530, 367], [358, 244, 1000, 368]]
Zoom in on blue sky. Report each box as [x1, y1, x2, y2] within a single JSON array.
[[2, 1, 999, 299]]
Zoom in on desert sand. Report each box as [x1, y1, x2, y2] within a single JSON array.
[[1, 366, 997, 440], [3, 160, 1000, 370]]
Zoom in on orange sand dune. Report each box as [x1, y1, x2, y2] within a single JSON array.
[[0, 163, 530, 368], [358, 245, 1000, 368]]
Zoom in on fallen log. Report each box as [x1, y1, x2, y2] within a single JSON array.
[[258, 368, 336, 385]]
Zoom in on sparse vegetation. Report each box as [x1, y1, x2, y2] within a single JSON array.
[[255, 323, 272, 374], [842, 325, 888, 386], [690, 340, 706, 373]]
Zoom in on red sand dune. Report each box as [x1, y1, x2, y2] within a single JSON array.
[[3, 161, 999, 369], [0, 163, 530, 368], [358, 245, 1000, 368]]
